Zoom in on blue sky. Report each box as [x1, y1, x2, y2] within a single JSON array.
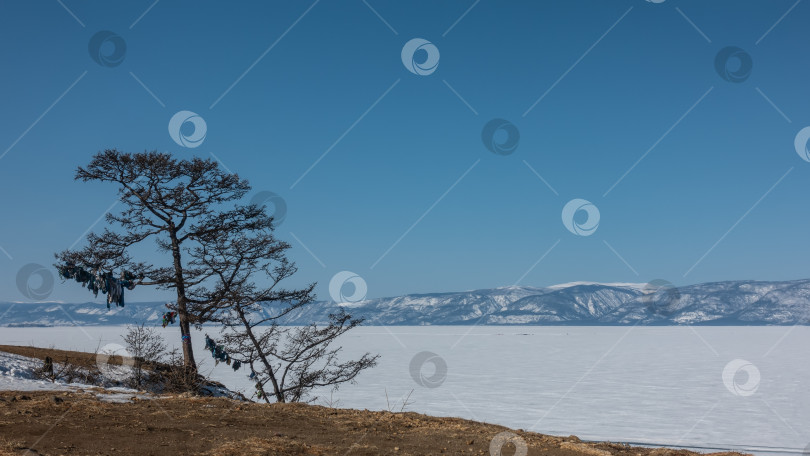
[[1, 0, 808, 304]]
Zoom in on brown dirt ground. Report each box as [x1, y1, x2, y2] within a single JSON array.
[[0, 346, 750, 456]]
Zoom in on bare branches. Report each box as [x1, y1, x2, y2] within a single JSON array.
[[122, 323, 167, 388], [192, 200, 378, 403], [56, 149, 253, 373]]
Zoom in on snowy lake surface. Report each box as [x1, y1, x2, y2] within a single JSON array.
[[0, 325, 806, 456]]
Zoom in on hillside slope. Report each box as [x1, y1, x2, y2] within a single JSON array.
[[2, 279, 809, 326], [0, 390, 751, 456]]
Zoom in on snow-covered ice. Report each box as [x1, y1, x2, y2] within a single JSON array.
[[0, 325, 806, 456]]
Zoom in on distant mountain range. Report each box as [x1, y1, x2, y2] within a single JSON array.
[[2, 279, 809, 327]]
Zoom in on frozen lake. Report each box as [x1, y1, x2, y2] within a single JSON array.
[[0, 325, 806, 455]]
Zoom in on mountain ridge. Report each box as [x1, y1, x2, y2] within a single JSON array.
[[2, 278, 809, 326]]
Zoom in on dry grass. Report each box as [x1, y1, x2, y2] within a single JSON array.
[[0, 391, 753, 456], [203, 436, 328, 456]]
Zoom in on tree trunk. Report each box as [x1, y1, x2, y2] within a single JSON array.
[[238, 307, 284, 402], [169, 228, 197, 373], [178, 307, 196, 370]]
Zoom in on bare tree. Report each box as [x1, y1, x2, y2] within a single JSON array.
[[214, 311, 378, 403], [122, 323, 167, 388], [193, 203, 378, 403], [55, 150, 251, 374]]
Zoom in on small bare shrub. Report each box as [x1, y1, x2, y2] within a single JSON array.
[[33, 356, 99, 385], [122, 323, 167, 389], [156, 349, 206, 394]]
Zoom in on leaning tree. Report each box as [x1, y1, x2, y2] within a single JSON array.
[[193, 202, 378, 402], [55, 150, 251, 373]]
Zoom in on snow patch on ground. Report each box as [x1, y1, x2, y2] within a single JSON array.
[[95, 392, 150, 403], [0, 350, 141, 398], [0, 351, 74, 392], [0, 348, 245, 404]]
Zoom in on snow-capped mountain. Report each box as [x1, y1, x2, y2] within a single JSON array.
[[1, 279, 809, 327]]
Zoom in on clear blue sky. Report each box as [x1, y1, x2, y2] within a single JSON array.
[[1, 0, 809, 304]]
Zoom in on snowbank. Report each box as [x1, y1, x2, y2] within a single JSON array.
[[0, 351, 77, 392]]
